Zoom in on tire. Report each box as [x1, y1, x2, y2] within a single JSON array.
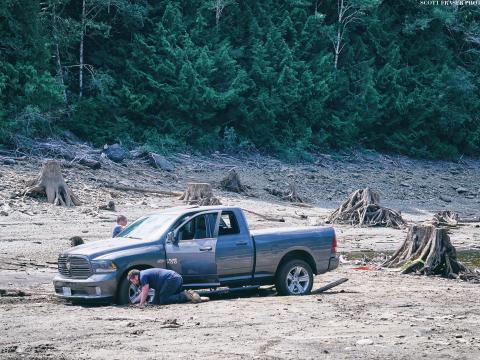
[[116, 275, 156, 305], [275, 259, 313, 296]]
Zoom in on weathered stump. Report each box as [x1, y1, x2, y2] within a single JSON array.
[[383, 225, 479, 281], [327, 188, 405, 228], [24, 160, 80, 206], [430, 210, 458, 227], [179, 183, 221, 206], [285, 184, 304, 203], [220, 169, 244, 193]]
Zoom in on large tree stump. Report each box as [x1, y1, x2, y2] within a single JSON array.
[[220, 169, 245, 193], [383, 225, 479, 281], [265, 184, 304, 203], [179, 183, 221, 206], [23, 160, 80, 206], [327, 188, 405, 228]]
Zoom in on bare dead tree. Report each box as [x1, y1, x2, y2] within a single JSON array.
[[209, 0, 234, 27], [331, 0, 377, 69]]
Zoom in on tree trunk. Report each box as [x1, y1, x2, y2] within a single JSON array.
[[79, 0, 86, 98], [383, 225, 478, 281], [24, 160, 80, 206], [179, 183, 221, 206]]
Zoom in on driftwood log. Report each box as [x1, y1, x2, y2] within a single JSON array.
[[383, 225, 479, 282], [24, 160, 80, 206], [179, 183, 221, 206], [220, 169, 245, 193], [327, 188, 405, 228]]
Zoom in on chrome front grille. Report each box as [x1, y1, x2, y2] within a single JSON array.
[[58, 255, 92, 279]]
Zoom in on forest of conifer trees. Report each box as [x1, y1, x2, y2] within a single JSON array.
[[1, 1, 480, 159]]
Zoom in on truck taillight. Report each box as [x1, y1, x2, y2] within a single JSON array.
[[332, 234, 337, 253]]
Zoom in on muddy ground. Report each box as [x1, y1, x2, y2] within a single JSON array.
[[0, 150, 479, 359]]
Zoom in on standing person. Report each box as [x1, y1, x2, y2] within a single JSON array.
[[127, 268, 209, 306], [112, 215, 128, 238]]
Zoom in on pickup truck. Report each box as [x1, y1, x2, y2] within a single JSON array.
[[53, 206, 338, 304]]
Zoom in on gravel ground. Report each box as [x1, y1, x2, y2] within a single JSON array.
[[0, 150, 479, 359]]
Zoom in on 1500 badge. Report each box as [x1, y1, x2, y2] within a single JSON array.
[[167, 258, 177, 265]]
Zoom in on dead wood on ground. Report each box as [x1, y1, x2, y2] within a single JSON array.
[[428, 210, 459, 227], [103, 183, 181, 197], [179, 183, 221, 206], [265, 184, 305, 203], [220, 169, 245, 193], [327, 188, 405, 228], [23, 160, 80, 206], [383, 224, 480, 282], [242, 209, 285, 222]]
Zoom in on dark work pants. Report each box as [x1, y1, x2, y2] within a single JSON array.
[[154, 276, 188, 305]]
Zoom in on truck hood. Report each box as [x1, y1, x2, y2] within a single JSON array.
[[61, 237, 155, 259]]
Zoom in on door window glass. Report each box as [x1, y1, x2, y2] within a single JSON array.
[[177, 213, 218, 241]]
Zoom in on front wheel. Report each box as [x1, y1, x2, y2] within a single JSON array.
[[275, 259, 313, 296], [116, 276, 156, 305]]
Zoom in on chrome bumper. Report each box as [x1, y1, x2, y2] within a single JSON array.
[[53, 272, 118, 300]]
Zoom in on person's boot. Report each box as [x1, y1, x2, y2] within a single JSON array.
[[200, 296, 210, 302]]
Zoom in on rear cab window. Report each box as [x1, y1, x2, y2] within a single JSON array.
[[219, 211, 240, 236]]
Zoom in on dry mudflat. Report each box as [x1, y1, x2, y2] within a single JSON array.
[[0, 151, 479, 359]]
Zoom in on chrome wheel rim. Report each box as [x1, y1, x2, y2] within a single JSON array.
[[286, 266, 310, 295], [128, 283, 155, 304]]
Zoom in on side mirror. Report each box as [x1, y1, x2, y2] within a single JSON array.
[[166, 231, 176, 244]]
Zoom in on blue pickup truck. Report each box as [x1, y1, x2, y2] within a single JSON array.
[[53, 206, 339, 304]]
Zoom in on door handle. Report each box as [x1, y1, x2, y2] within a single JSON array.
[[235, 241, 248, 246], [199, 246, 213, 252]]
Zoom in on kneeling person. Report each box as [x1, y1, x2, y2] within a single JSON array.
[[127, 268, 208, 306]]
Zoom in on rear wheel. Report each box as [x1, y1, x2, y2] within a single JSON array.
[[116, 276, 155, 305], [275, 259, 313, 296]]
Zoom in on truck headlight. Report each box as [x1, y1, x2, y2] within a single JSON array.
[[91, 260, 117, 273]]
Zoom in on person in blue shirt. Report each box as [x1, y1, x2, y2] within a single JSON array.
[[112, 215, 128, 237], [127, 268, 209, 306]]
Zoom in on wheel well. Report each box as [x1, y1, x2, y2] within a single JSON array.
[[276, 250, 317, 276], [116, 264, 153, 298]]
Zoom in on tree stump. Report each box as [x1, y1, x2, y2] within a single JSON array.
[[430, 210, 458, 227], [285, 184, 304, 203], [220, 169, 245, 193], [383, 225, 479, 281], [24, 160, 80, 206], [327, 188, 405, 228], [179, 183, 221, 206]]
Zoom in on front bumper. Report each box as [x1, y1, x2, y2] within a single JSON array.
[[53, 272, 118, 301], [328, 255, 339, 271]]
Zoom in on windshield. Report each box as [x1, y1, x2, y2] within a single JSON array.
[[119, 213, 177, 240]]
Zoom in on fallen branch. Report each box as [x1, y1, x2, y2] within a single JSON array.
[[242, 208, 285, 222], [103, 183, 181, 197], [311, 278, 349, 294]]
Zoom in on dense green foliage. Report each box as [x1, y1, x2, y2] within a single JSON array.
[[1, 0, 479, 159]]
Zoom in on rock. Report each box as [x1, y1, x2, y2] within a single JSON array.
[[356, 339, 374, 345], [400, 182, 411, 188], [2, 158, 16, 165], [103, 144, 127, 163], [439, 195, 452, 203], [0, 210, 8, 216], [79, 158, 101, 170], [148, 153, 174, 171], [98, 200, 116, 211], [456, 187, 468, 194]]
